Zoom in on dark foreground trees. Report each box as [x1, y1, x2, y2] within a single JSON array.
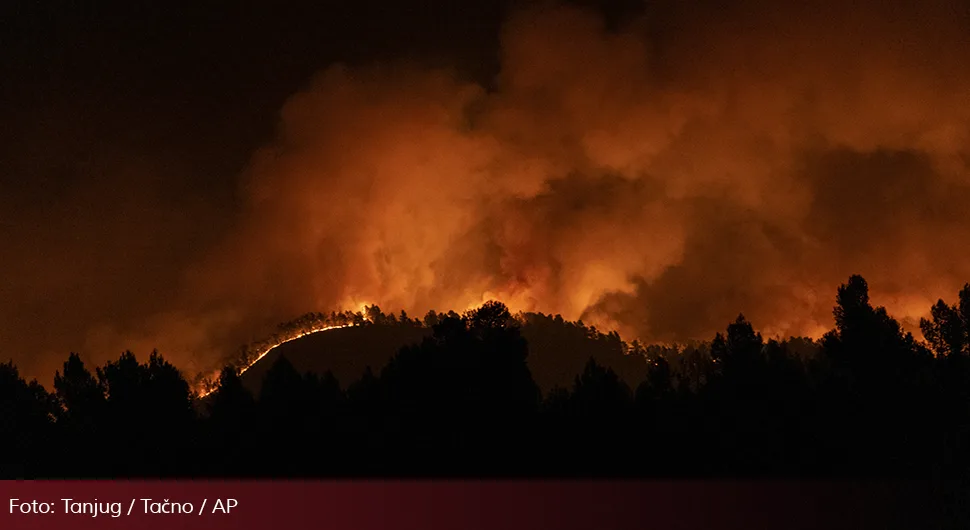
[[2, 276, 970, 478]]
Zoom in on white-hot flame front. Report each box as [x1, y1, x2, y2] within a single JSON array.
[[195, 320, 365, 399]]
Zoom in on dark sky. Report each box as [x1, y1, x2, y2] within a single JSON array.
[[1, 1, 513, 205], [0, 0, 643, 198]]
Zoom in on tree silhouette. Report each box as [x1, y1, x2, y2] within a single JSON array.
[[210, 366, 255, 424], [259, 355, 305, 410], [53, 353, 107, 476], [97, 351, 142, 413], [143, 350, 193, 424], [570, 358, 633, 418], [54, 353, 105, 432], [0, 361, 56, 478], [368, 301, 541, 472], [2, 276, 970, 479], [87, 350, 195, 475], [204, 366, 256, 474], [711, 314, 763, 377], [921, 285, 970, 358]]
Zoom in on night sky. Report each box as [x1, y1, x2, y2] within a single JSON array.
[[0, 0, 521, 378], [3, 0, 970, 384]]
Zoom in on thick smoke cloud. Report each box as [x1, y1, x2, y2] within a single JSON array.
[[6, 0, 970, 381]]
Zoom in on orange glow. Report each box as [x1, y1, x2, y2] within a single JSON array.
[[19, 2, 966, 388], [195, 323, 357, 398]]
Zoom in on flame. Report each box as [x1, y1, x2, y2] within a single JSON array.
[[195, 309, 376, 399], [195, 324, 355, 398]]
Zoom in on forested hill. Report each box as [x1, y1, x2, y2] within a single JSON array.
[[3, 275, 970, 480], [240, 309, 655, 394]]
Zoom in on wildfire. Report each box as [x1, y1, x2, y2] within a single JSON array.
[[195, 324, 354, 398], [194, 308, 376, 399]]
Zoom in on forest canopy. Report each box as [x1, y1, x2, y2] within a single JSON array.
[[1, 275, 968, 478]]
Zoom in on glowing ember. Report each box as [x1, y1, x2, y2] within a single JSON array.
[[196, 324, 354, 398], [195, 308, 376, 398]]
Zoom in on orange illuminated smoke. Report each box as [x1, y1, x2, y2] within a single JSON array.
[[25, 3, 970, 391]]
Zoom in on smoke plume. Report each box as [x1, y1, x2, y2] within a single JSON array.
[[6, 0, 970, 381]]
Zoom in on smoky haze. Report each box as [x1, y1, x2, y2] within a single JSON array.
[[4, 0, 970, 382]]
